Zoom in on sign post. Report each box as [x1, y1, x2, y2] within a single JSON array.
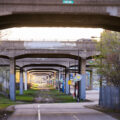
[[73, 74, 82, 101]]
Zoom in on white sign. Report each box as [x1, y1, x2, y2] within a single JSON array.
[[74, 74, 82, 82]]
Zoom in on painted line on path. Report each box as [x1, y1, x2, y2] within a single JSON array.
[[73, 115, 79, 120], [38, 104, 41, 120]]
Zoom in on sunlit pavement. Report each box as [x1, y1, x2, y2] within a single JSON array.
[[86, 90, 99, 103], [8, 90, 117, 120]]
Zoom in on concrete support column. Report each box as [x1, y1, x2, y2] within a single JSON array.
[[2, 71, 7, 92], [53, 72, 56, 88], [77, 58, 86, 101], [65, 69, 69, 94], [9, 58, 16, 101], [81, 59, 86, 74], [24, 71, 27, 91], [58, 71, 61, 91], [64, 70, 66, 93], [55, 72, 58, 89], [80, 58, 86, 100], [20, 68, 23, 95], [89, 71, 93, 90], [48, 75, 50, 85], [6, 70, 9, 90]]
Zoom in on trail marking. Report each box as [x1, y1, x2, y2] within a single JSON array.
[[73, 115, 79, 120], [38, 104, 41, 120]]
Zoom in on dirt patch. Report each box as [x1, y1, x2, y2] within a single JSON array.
[[34, 96, 54, 103], [34, 89, 54, 103], [0, 110, 13, 120]]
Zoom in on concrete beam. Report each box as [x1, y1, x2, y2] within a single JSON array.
[[0, 41, 99, 59], [0, 1, 120, 31]]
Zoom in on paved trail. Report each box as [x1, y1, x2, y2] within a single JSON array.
[[7, 90, 117, 120], [8, 103, 116, 120]]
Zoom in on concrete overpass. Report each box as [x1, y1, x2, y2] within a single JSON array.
[[0, 40, 98, 58], [0, 40, 98, 101], [0, 0, 120, 31]]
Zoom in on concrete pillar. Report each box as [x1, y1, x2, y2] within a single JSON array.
[[6, 70, 9, 90], [81, 59, 86, 74], [53, 72, 56, 88], [65, 69, 69, 94], [64, 70, 66, 93], [20, 68, 23, 95], [77, 58, 86, 101], [89, 71, 93, 90], [47, 75, 50, 85], [24, 71, 27, 91], [2, 71, 7, 92], [58, 71, 61, 91], [81, 58, 86, 100], [9, 58, 16, 101]]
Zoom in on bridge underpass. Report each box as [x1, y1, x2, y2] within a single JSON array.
[[14, 62, 95, 101], [0, 1, 119, 119], [0, 57, 95, 102], [0, 40, 98, 101]]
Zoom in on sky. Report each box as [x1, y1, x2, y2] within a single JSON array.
[[1, 27, 103, 41]]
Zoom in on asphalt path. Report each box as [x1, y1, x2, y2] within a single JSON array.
[[8, 90, 117, 120], [8, 103, 117, 120]]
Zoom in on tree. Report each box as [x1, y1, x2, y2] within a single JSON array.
[[96, 30, 120, 86]]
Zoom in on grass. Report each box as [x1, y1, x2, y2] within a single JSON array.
[[0, 89, 39, 110], [54, 95, 76, 102], [0, 88, 76, 119], [16, 89, 39, 102], [0, 88, 77, 110], [15, 89, 39, 102], [0, 95, 15, 110], [16, 96, 34, 102]]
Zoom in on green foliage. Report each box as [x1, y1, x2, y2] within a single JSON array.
[[16, 96, 33, 102], [16, 89, 39, 102], [0, 89, 39, 109], [96, 30, 120, 86], [0, 95, 15, 109]]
